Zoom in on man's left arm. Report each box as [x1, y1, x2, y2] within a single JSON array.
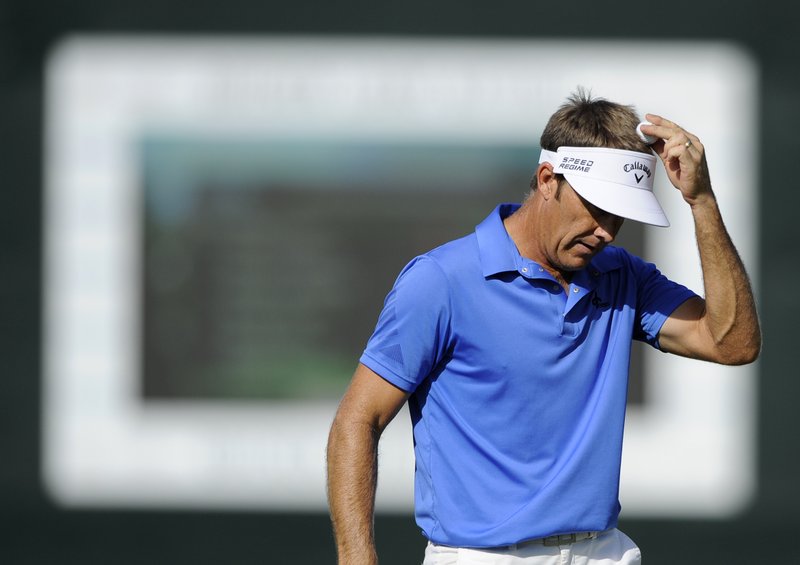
[[642, 115, 761, 365]]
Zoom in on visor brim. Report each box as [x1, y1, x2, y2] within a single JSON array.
[[564, 174, 670, 227]]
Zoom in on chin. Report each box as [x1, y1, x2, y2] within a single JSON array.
[[558, 255, 592, 271]]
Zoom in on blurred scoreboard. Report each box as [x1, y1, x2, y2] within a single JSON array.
[[43, 36, 759, 516]]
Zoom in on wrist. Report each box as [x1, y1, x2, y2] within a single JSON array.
[[338, 547, 378, 565], [686, 189, 717, 210]]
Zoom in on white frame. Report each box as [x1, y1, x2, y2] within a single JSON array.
[[43, 36, 759, 516]]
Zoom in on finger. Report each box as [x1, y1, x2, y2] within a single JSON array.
[[643, 113, 681, 139], [645, 113, 680, 129], [641, 123, 683, 146], [644, 113, 664, 122], [648, 137, 667, 157], [643, 114, 702, 149], [665, 144, 693, 161], [664, 142, 701, 170], [662, 132, 693, 152], [659, 129, 703, 161], [686, 133, 703, 152], [638, 120, 671, 142]]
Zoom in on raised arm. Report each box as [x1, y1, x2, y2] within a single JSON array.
[[642, 115, 761, 365], [326, 363, 410, 565]]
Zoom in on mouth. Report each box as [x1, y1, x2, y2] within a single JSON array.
[[572, 239, 603, 257]]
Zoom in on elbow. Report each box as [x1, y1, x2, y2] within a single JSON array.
[[742, 340, 762, 365], [716, 333, 762, 366], [723, 347, 760, 366]]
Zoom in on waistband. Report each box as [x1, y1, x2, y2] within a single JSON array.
[[506, 530, 603, 549], [428, 529, 611, 552]]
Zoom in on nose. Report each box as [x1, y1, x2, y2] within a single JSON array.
[[594, 213, 624, 244]]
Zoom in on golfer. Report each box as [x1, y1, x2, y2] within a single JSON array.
[[326, 90, 761, 565]]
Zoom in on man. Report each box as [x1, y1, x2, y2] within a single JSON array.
[[326, 91, 761, 565]]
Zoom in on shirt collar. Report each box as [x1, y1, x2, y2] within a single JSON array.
[[475, 203, 524, 278], [475, 203, 623, 279]]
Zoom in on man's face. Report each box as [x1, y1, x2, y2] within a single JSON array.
[[543, 179, 625, 273]]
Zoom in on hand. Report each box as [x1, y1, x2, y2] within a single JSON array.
[[640, 114, 714, 206]]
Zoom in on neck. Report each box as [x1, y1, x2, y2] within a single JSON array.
[[503, 200, 573, 288]]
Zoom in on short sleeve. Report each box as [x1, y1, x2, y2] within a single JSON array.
[[630, 253, 699, 348], [360, 256, 452, 392]]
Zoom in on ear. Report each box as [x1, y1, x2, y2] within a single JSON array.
[[536, 163, 559, 201]]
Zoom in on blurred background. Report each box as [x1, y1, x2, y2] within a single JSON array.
[[1, 1, 798, 563]]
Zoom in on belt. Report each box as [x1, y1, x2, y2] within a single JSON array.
[[509, 531, 599, 549]]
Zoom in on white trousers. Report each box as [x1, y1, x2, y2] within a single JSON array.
[[422, 529, 641, 565]]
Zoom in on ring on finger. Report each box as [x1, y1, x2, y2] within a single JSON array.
[[685, 140, 693, 148]]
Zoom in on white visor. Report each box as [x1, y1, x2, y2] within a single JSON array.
[[539, 146, 669, 227]]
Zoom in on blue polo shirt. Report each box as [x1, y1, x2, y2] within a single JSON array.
[[360, 203, 697, 548]]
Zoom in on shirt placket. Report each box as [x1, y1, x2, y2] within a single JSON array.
[[562, 268, 601, 336], [519, 262, 601, 336], [520, 263, 568, 335]]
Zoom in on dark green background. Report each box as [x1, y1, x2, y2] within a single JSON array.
[[1, 1, 796, 563]]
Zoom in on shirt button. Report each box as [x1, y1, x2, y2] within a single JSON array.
[[572, 287, 579, 293], [521, 267, 528, 273], [539, 267, 544, 272], [552, 284, 559, 292]]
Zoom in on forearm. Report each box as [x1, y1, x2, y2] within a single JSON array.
[[326, 415, 381, 565], [690, 192, 761, 363]]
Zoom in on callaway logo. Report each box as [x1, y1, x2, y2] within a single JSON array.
[[623, 161, 652, 184]]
